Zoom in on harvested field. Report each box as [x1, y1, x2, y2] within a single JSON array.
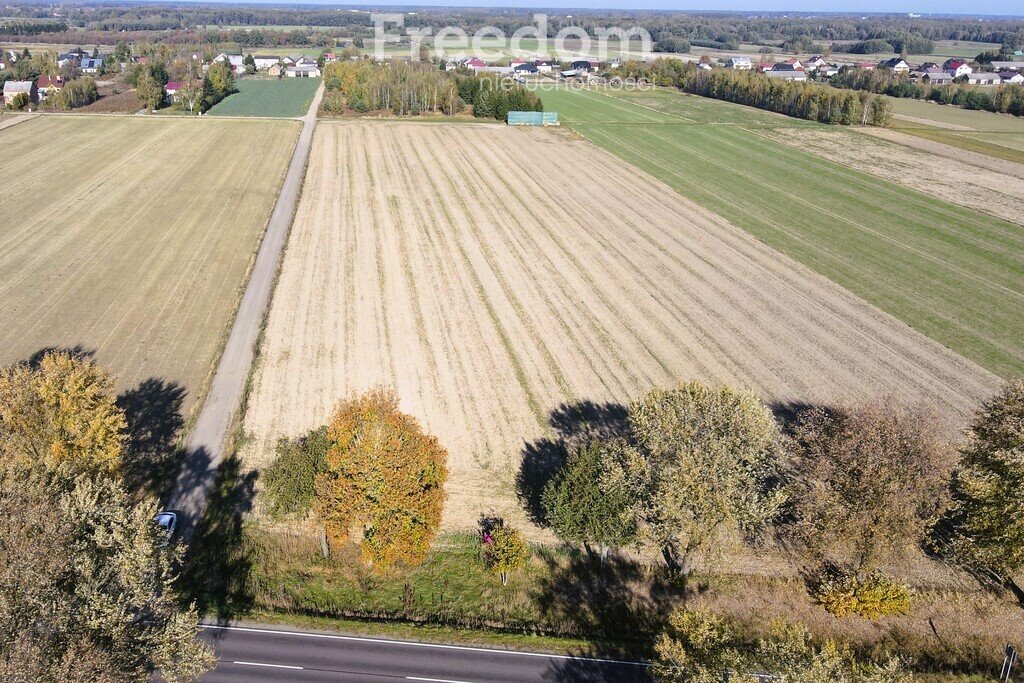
[[539, 86, 1024, 378], [243, 120, 998, 532], [861, 126, 1024, 180], [0, 115, 299, 415], [763, 126, 1024, 226]]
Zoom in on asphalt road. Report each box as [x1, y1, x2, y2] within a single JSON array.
[[164, 82, 325, 537], [199, 624, 653, 682]]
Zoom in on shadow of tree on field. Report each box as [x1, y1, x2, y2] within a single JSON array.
[[517, 400, 628, 526], [180, 456, 259, 621], [25, 345, 96, 367], [117, 378, 187, 502], [532, 550, 676, 663]]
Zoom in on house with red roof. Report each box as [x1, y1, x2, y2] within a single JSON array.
[[944, 59, 972, 78], [36, 75, 63, 101]]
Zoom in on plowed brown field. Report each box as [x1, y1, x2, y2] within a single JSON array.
[[243, 121, 1000, 531]]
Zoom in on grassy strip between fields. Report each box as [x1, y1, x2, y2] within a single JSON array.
[[536, 86, 1024, 379], [889, 119, 1024, 165]]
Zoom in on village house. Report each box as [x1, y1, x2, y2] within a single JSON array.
[[764, 62, 807, 80], [534, 59, 555, 73], [571, 60, 596, 73], [513, 62, 539, 75], [880, 57, 910, 72], [463, 57, 486, 71], [214, 53, 247, 75], [57, 47, 88, 68], [36, 75, 63, 101], [997, 71, 1024, 84], [164, 81, 182, 103], [804, 55, 827, 70], [853, 61, 877, 70], [322, 52, 338, 63], [253, 55, 279, 70], [268, 64, 283, 77], [79, 57, 104, 74], [944, 59, 972, 78], [725, 56, 752, 69], [3, 80, 38, 106]]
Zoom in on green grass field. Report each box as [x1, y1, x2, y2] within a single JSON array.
[[535, 85, 1024, 378], [208, 77, 320, 117]]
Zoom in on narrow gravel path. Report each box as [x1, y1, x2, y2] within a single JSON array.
[[165, 81, 324, 536]]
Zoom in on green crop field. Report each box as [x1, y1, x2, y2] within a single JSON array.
[[535, 85, 1024, 378], [208, 77, 320, 117]]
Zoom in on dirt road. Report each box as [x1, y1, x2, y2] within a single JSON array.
[[166, 82, 324, 534]]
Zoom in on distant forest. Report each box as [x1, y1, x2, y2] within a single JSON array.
[[1, 3, 1022, 52]]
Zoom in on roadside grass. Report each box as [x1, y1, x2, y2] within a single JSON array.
[[535, 85, 1024, 378], [209, 77, 321, 117], [185, 515, 1024, 677]]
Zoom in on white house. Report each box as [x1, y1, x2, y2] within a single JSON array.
[[534, 59, 555, 73], [997, 71, 1024, 84], [944, 59, 972, 78], [214, 53, 246, 75], [253, 55, 279, 70], [880, 57, 910, 72], [805, 56, 827, 70], [725, 56, 752, 70]]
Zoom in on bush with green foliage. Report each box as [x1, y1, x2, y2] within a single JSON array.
[[263, 426, 329, 519], [481, 522, 528, 586]]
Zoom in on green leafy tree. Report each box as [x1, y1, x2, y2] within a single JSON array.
[[135, 70, 164, 110], [483, 524, 528, 586], [653, 609, 739, 683], [203, 59, 234, 109], [243, 53, 256, 75], [626, 383, 785, 577], [541, 440, 639, 576], [113, 41, 131, 64], [948, 380, 1024, 594], [263, 426, 329, 519], [315, 388, 448, 567], [0, 352, 125, 475]]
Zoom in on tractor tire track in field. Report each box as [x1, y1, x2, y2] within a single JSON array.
[[242, 120, 999, 534]]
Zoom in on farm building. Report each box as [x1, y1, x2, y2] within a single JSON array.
[[967, 73, 1001, 85], [913, 68, 954, 84], [990, 61, 1024, 71], [286, 64, 321, 78], [3, 80, 37, 106], [507, 111, 559, 126], [214, 53, 247, 75], [998, 71, 1024, 84]]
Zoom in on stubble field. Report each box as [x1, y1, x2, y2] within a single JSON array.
[[243, 120, 999, 531], [0, 115, 299, 414]]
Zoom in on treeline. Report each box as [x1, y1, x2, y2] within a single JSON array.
[[615, 60, 893, 126], [321, 60, 541, 120], [322, 60, 462, 116], [846, 32, 935, 54], [833, 68, 1024, 116], [0, 19, 67, 35], [455, 73, 543, 120], [533, 378, 1024, 627]]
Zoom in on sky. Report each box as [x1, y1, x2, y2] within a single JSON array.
[[187, 0, 1024, 18]]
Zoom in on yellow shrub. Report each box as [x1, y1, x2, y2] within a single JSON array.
[[811, 565, 912, 618]]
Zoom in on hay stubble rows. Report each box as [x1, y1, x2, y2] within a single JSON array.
[[244, 121, 998, 531]]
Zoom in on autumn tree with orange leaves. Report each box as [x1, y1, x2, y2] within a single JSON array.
[[315, 389, 448, 567]]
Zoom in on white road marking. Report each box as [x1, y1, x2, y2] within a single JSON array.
[[201, 624, 650, 666], [233, 661, 304, 670], [406, 677, 473, 683]]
